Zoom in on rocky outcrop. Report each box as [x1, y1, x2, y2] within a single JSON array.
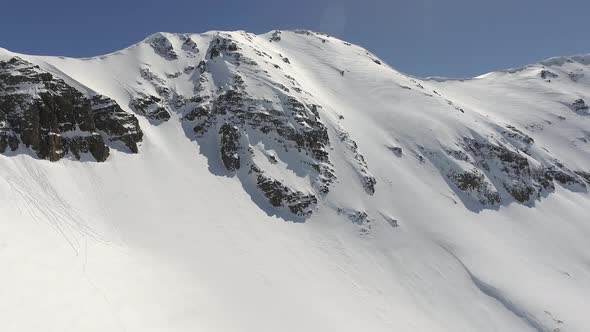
[[219, 123, 241, 172], [337, 208, 373, 235], [148, 34, 178, 60], [269, 30, 282, 42], [130, 93, 171, 122], [66, 134, 110, 162], [253, 165, 317, 217], [208, 37, 239, 59], [449, 168, 501, 205], [463, 138, 553, 203], [172, 36, 341, 217], [429, 133, 588, 208], [336, 126, 376, 195], [571, 99, 589, 115], [0, 57, 142, 161], [180, 35, 199, 57], [575, 171, 590, 184], [91, 96, 143, 153], [540, 70, 558, 80]]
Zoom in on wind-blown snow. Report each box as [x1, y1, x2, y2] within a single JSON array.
[[1, 30, 589, 332]]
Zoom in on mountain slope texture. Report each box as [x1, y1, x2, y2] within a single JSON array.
[[1, 30, 589, 332]]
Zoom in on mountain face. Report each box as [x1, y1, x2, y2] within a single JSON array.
[[1, 31, 589, 332]]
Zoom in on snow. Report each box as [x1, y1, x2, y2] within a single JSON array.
[[1, 30, 590, 331]]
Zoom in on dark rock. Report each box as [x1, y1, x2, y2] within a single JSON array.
[[464, 138, 542, 202], [336, 127, 375, 194], [575, 171, 590, 184], [540, 70, 558, 79], [180, 35, 199, 56], [363, 176, 377, 195], [571, 99, 589, 115], [269, 30, 282, 42], [67, 134, 110, 162], [130, 94, 171, 122], [338, 208, 373, 234], [219, 123, 241, 171], [450, 169, 500, 205], [389, 146, 403, 157], [448, 137, 588, 205], [92, 96, 143, 154], [149, 34, 178, 60], [0, 57, 143, 161], [256, 172, 317, 217], [208, 37, 239, 59]]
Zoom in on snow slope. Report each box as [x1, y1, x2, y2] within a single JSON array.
[[1, 30, 589, 331]]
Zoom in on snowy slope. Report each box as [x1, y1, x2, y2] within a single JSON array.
[[1, 30, 589, 332]]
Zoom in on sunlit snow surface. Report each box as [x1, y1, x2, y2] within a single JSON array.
[[1, 31, 589, 331]]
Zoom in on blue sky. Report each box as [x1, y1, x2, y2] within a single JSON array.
[[1, 0, 588, 77]]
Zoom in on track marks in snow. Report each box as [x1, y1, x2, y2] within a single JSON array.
[[440, 245, 547, 332], [1, 160, 100, 253]]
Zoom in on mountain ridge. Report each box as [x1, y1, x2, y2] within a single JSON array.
[[4, 29, 589, 79], [1, 30, 590, 332]]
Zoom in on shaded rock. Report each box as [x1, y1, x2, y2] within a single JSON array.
[[336, 126, 376, 195], [92, 96, 143, 154], [540, 70, 558, 80], [130, 94, 171, 122], [66, 134, 110, 162], [256, 172, 317, 217], [219, 123, 241, 171], [269, 30, 282, 42], [149, 34, 178, 60], [389, 146, 403, 157], [450, 168, 500, 205], [0, 57, 143, 161], [338, 208, 373, 235], [180, 35, 199, 56], [575, 171, 590, 184], [571, 99, 589, 115]]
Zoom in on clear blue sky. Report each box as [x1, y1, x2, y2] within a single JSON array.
[[1, 0, 588, 78]]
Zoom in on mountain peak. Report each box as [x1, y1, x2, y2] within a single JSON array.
[[1, 30, 590, 332]]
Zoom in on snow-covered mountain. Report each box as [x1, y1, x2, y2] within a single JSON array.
[[1, 30, 589, 331]]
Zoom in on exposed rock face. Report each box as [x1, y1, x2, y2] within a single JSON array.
[[336, 126, 376, 195], [149, 34, 178, 60], [219, 123, 241, 172], [269, 30, 282, 42], [571, 99, 589, 115], [575, 171, 590, 184], [389, 146, 403, 157], [173, 34, 349, 217], [464, 138, 555, 203], [449, 168, 501, 205], [337, 208, 373, 235], [426, 132, 588, 209], [127, 31, 387, 217], [540, 70, 558, 80], [130, 93, 171, 122], [207, 37, 239, 59], [180, 35, 199, 57], [91, 96, 143, 154], [255, 169, 317, 217], [7, 31, 586, 218], [0, 57, 142, 161], [66, 134, 110, 162]]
